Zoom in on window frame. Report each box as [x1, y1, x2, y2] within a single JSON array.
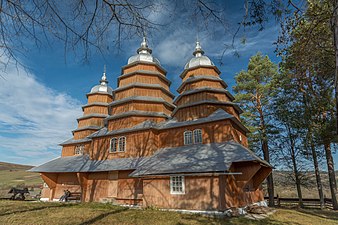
[[74, 145, 84, 155], [118, 136, 126, 152], [193, 129, 202, 144], [109, 137, 118, 153], [170, 176, 185, 194], [183, 130, 193, 145]]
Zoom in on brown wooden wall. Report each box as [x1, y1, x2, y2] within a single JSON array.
[[78, 117, 105, 128], [111, 102, 172, 116], [174, 104, 240, 122], [90, 130, 159, 160], [182, 67, 219, 82], [54, 173, 81, 199], [119, 74, 169, 90], [108, 116, 166, 130], [180, 80, 225, 93], [84, 172, 109, 202], [83, 106, 108, 115], [115, 87, 173, 102], [73, 129, 98, 140], [158, 120, 247, 148], [61, 143, 91, 157], [87, 94, 113, 104], [223, 175, 264, 208], [143, 176, 220, 210], [176, 92, 230, 106], [123, 64, 165, 75]]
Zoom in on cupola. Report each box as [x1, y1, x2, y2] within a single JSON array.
[[184, 41, 214, 69], [127, 37, 161, 65]]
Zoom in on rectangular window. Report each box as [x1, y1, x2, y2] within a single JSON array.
[[184, 131, 192, 145], [75, 145, 84, 155], [193, 129, 202, 144], [170, 176, 185, 194], [110, 138, 118, 153], [118, 136, 126, 152]]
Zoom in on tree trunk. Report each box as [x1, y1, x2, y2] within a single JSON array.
[[333, 0, 338, 134], [262, 138, 274, 207], [310, 135, 325, 209], [292, 153, 303, 208], [323, 142, 338, 210]]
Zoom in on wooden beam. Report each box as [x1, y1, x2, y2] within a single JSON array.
[[231, 162, 261, 188], [252, 166, 272, 189]]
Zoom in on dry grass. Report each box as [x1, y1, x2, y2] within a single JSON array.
[[0, 201, 337, 225]]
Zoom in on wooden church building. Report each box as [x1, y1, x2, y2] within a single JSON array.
[[31, 38, 272, 211]]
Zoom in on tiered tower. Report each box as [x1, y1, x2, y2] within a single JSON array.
[[173, 42, 242, 121], [60, 70, 113, 156], [107, 38, 175, 130]]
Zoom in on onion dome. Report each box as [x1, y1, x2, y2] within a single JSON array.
[[90, 68, 113, 95], [184, 41, 214, 69], [127, 37, 161, 65]]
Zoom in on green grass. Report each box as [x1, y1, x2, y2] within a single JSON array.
[[0, 169, 43, 199], [0, 201, 337, 225]]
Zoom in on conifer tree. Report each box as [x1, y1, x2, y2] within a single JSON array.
[[233, 52, 278, 206]]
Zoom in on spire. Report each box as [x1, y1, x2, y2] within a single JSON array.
[[137, 37, 152, 54], [193, 41, 205, 57], [100, 65, 108, 85]]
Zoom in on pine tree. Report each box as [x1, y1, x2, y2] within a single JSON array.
[[233, 52, 278, 207]]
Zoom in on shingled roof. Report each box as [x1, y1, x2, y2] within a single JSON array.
[[29, 155, 146, 173], [129, 141, 271, 177], [30, 141, 270, 175]]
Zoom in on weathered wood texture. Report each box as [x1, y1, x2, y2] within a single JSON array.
[[122, 64, 165, 75], [119, 74, 169, 89], [90, 130, 159, 160], [83, 105, 108, 114], [182, 67, 219, 82], [174, 104, 240, 121], [78, 117, 105, 127], [176, 92, 231, 106], [159, 120, 247, 148], [73, 129, 98, 140], [87, 94, 112, 104], [143, 176, 220, 210], [115, 87, 173, 102], [108, 116, 166, 130], [111, 101, 172, 115], [180, 80, 225, 93], [61, 143, 90, 157]]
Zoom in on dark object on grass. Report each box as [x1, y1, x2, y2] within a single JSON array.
[[8, 187, 29, 200]]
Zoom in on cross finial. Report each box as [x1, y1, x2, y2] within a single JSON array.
[[193, 41, 204, 57], [100, 65, 108, 85]]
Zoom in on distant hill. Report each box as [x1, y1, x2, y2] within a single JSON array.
[[0, 162, 33, 171]]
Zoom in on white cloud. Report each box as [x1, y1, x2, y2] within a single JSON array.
[[0, 65, 82, 165]]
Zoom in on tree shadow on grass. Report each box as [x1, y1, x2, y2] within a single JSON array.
[[296, 208, 338, 221], [78, 207, 129, 225], [179, 213, 302, 225], [0, 203, 77, 217]]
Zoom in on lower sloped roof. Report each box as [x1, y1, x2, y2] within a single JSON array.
[[129, 141, 271, 177], [30, 141, 270, 175], [28, 155, 146, 173]]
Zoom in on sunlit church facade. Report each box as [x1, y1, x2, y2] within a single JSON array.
[[31, 38, 271, 211]]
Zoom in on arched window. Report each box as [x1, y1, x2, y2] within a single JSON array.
[[184, 131, 193, 145], [193, 129, 202, 144], [118, 136, 126, 152], [74, 145, 84, 155], [110, 138, 118, 153]]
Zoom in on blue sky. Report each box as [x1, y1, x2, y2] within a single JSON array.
[[0, 0, 336, 168]]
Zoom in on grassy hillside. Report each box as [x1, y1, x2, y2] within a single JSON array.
[[0, 162, 33, 171], [0, 162, 43, 198]]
